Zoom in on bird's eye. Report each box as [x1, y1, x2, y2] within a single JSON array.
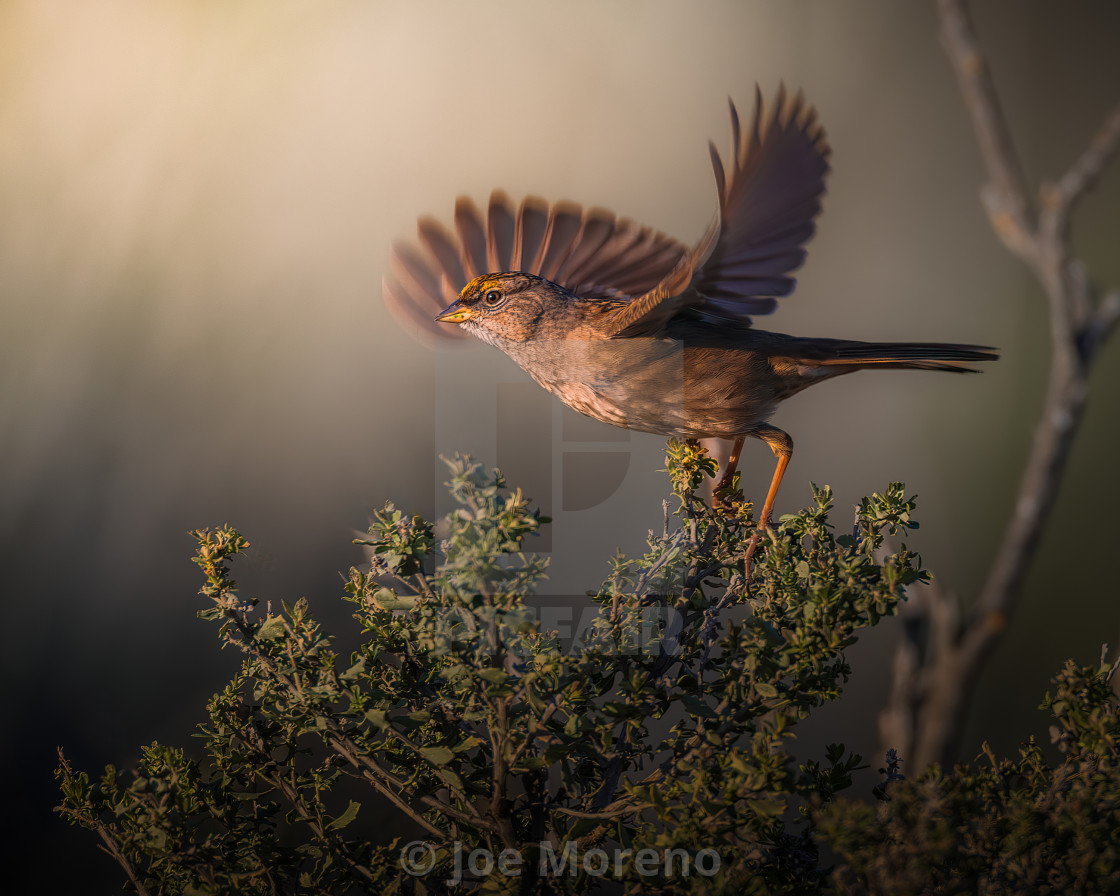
[[483, 289, 503, 306]]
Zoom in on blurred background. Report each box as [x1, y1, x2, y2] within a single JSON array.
[[1, 0, 1117, 890]]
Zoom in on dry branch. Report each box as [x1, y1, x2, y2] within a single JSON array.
[[881, 0, 1120, 768]]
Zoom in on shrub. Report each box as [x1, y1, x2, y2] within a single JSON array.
[[56, 444, 1120, 894]]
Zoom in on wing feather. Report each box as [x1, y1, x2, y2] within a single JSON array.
[[416, 218, 466, 288], [553, 208, 618, 285], [382, 85, 827, 344], [454, 197, 488, 280], [512, 195, 550, 271], [537, 202, 586, 280], [606, 86, 830, 338], [486, 191, 516, 271], [384, 194, 689, 342]]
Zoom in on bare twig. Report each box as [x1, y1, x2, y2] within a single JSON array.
[[552, 801, 649, 820], [881, 0, 1120, 768], [1045, 102, 1120, 233], [937, 0, 1036, 257]]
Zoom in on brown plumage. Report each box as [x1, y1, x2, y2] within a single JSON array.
[[384, 86, 997, 569]]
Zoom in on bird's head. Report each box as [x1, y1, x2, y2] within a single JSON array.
[[435, 272, 571, 345]]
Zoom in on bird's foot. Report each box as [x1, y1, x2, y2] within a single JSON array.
[[711, 472, 742, 512], [712, 472, 735, 493], [743, 520, 769, 580], [712, 490, 737, 513]]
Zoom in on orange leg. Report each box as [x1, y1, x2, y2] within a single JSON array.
[[713, 436, 745, 492], [744, 426, 793, 576]]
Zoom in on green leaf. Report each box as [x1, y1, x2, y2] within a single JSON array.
[[682, 695, 715, 718], [256, 616, 286, 641], [545, 742, 572, 764], [755, 681, 780, 699], [372, 588, 419, 611], [419, 746, 454, 766], [478, 668, 509, 684], [327, 800, 360, 831]]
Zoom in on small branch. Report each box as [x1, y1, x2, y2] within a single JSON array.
[[1084, 289, 1120, 361], [93, 829, 153, 896], [330, 741, 452, 841], [883, 0, 1120, 769], [56, 750, 154, 896], [219, 598, 494, 839], [507, 699, 561, 770], [937, 0, 1035, 257], [632, 530, 687, 597], [413, 568, 438, 601], [877, 575, 955, 760], [552, 801, 648, 820], [237, 722, 375, 883], [377, 719, 476, 806], [1044, 101, 1120, 231]]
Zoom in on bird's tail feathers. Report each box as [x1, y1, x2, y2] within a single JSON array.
[[806, 339, 999, 373]]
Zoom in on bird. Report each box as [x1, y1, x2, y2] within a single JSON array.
[[383, 86, 997, 567]]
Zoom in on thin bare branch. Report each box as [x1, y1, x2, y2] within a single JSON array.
[[552, 801, 649, 820], [1044, 101, 1120, 230], [331, 744, 454, 841], [937, 0, 1036, 257], [1085, 289, 1120, 361], [883, 0, 1120, 769]]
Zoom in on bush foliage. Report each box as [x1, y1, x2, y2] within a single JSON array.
[[57, 443, 1120, 894]]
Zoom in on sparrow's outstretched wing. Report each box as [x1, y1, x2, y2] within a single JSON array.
[[606, 86, 831, 338], [384, 191, 689, 344]]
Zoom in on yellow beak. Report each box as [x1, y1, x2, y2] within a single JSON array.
[[435, 302, 473, 324]]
